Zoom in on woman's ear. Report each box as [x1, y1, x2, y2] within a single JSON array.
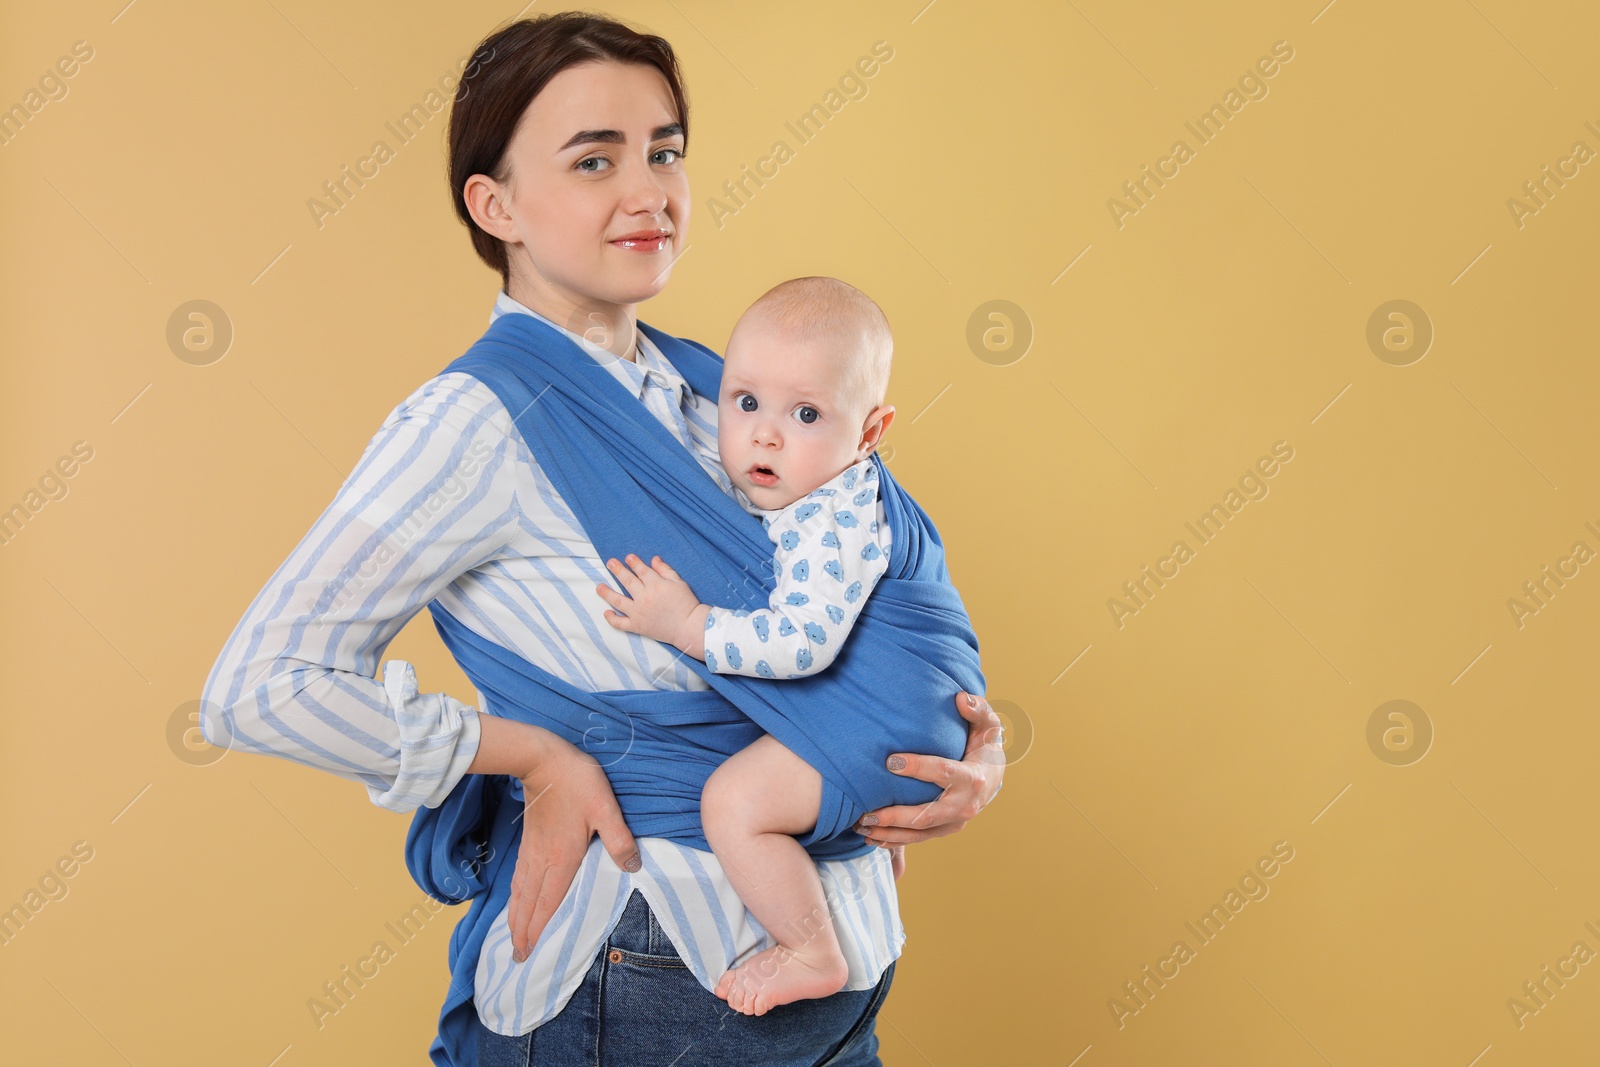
[[859, 405, 896, 455], [463, 173, 519, 242]]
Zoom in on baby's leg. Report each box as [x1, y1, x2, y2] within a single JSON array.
[[702, 733, 850, 1016]]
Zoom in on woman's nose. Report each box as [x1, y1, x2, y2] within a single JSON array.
[[621, 159, 669, 217]]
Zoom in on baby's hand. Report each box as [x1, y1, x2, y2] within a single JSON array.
[[595, 554, 709, 659]]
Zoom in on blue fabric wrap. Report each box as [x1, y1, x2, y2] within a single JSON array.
[[404, 310, 984, 1065]]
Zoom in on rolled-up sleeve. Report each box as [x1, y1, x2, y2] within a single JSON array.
[[199, 373, 521, 813]]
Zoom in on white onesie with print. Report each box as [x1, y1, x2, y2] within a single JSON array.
[[705, 457, 892, 680]]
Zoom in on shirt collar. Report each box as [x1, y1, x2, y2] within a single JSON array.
[[490, 290, 691, 408], [631, 330, 693, 408]]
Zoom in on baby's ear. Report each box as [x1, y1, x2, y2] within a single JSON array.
[[860, 404, 895, 453]]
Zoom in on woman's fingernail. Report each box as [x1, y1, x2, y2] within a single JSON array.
[[624, 854, 641, 872], [860, 814, 878, 826], [967, 693, 979, 710], [514, 948, 527, 963], [886, 755, 906, 772], [853, 826, 869, 834]]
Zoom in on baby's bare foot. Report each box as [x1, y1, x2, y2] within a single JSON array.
[[713, 944, 849, 1016]]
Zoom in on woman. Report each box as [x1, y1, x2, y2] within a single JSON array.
[[200, 12, 1003, 1066]]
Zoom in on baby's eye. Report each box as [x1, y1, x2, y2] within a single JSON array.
[[794, 406, 819, 424], [736, 393, 758, 412]]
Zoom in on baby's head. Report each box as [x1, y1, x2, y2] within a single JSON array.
[[718, 277, 896, 510]]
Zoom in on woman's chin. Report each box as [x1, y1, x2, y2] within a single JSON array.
[[624, 252, 681, 293], [605, 272, 672, 307]]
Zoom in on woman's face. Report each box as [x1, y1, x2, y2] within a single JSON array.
[[476, 60, 689, 318]]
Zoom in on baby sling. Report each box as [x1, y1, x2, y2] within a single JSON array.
[[404, 310, 984, 1065]]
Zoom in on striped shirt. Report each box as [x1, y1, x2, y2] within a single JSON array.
[[199, 290, 905, 1037]]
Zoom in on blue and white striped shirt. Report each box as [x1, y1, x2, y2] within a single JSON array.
[[199, 290, 904, 1037]]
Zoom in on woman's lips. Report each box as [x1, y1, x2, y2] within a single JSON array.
[[610, 232, 671, 253], [748, 467, 778, 487]]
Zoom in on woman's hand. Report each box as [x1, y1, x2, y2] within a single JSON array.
[[852, 691, 1005, 847], [507, 731, 641, 963]]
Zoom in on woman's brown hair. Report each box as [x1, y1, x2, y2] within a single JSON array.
[[447, 12, 690, 288]]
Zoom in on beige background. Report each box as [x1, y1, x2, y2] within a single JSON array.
[[3, 0, 1598, 1063]]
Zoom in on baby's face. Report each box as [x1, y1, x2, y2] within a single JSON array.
[[718, 320, 871, 510]]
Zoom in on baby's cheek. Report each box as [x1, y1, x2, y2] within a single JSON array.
[[796, 443, 841, 483]]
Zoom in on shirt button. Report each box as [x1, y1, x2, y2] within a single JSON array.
[[607, 949, 623, 963]]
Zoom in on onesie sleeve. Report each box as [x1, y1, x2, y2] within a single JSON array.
[[703, 459, 892, 680]]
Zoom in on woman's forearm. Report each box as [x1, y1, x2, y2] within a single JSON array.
[[467, 714, 553, 780]]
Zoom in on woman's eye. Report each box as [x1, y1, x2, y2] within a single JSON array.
[[577, 156, 611, 173], [794, 406, 819, 424], [653, 147, 684, 165], [736, 394, 757, 412]]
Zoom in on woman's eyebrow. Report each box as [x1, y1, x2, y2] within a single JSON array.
[[559, 123, 685, 152]]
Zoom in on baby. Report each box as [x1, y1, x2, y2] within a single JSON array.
[[592, 276, 898, 1016]]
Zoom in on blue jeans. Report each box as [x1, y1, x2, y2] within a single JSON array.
[[472, 888, 896, 1066]]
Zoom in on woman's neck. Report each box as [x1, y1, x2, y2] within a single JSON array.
[[505, 275, 640, 364]]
